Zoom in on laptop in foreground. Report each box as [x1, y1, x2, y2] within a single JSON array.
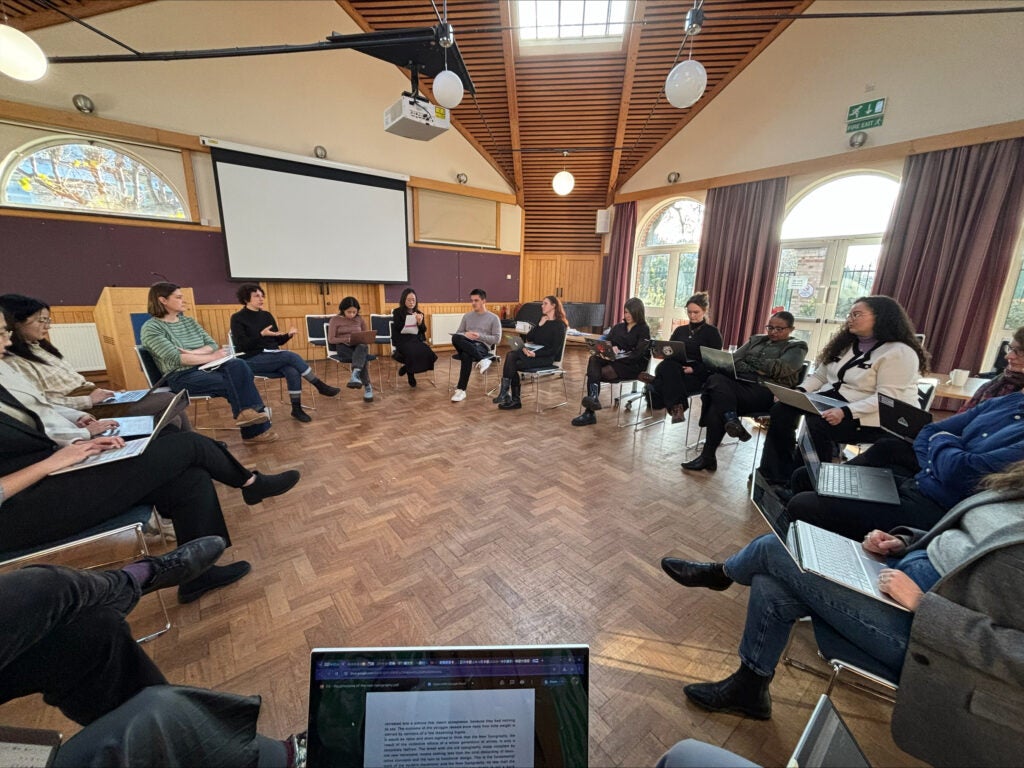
[[306, 644, 589, 767], [800, 430, 900, 506], [789, 694, 871, 768]]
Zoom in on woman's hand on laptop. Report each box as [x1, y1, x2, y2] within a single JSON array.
[[89, 436, 125, 450], [862, 530, 906, 556], [88, 388, 116, 404], [49, 440, 113, 470], [878, 568, 923, 611], [84, 419, 119, 437], [821, 407, 845, 425]]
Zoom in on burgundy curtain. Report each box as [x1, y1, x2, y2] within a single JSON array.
[[694, 177, 788, 346], [875, 138, 1024, 375], [600, 201, 636, 329]]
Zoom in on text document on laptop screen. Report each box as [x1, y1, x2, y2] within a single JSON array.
[[210, 146, 409, 283]]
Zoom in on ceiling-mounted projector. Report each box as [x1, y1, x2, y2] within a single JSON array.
[[384, 96, 451, 141]]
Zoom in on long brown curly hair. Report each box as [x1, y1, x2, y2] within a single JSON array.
[[816, 295, 928, 373]]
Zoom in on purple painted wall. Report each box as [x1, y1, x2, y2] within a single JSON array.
[[384, 246, 520, 303]]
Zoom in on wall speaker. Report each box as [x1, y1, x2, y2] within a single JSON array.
[[595, 207, 612, 234]]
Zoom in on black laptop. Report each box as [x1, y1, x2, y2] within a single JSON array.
[[800, 430, 901, 505], [878, 393, 932, 443]]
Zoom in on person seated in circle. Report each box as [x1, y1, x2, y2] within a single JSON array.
[[327, 296, 375, 402], [757, 295, 927, 485], [140, 282, 276, 443], [493, 295, 568, 411], [230, 283, 340, 423], [639, 291, 722, 424], [0, 293, 191, 432], [571, 297, 652, 427], [390, 288, 437, 388], [682, 311, 807, 472]]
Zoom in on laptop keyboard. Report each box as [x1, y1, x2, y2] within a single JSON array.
[[804, 526, 873, 593], [83, 439, 147, 466], [818, 465, 859, 496]]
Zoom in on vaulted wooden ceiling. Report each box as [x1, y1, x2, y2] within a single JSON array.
[[10, 0, 811, 255]]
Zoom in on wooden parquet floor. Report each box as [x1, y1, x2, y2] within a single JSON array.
[[0, 347, 925, 767]]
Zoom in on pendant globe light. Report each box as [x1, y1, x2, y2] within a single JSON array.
[[552, 151, 574, 196], [664, 2, 706, 109], [0, 22, 47, 82]]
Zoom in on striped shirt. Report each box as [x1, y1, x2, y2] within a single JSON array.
[[141, 315, 218, 375]]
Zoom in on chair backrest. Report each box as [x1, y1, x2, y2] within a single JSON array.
[[305, 314, 332, 346], [992, 339, 1010, 374], [135, 345, 163, 387], [553, 327, 569, 365], [917, 377, 939, 411], [914, 332, 926, 347], [369, 314, 395, 352]]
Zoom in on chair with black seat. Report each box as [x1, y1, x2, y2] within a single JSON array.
[[135, 345, 226, 432], [227, 332, 317, 412], [324, 322, 382, 393], [304, 314, 333, 379], [0, 505, 172, 644], [369, 314, 394, 389], [519, 331, 569, 413], [448, 340, 501, 396]]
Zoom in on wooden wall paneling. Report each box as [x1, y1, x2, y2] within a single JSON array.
[[562, 256, 602, 302], [522, 255, 560, 304], [48, 306, 96, 325], [195, 305, 236, 347]]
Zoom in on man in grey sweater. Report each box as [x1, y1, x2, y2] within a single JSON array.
[[451, 288, 502, 402]]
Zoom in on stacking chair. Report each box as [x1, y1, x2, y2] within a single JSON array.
[[304, 314, 334, 379], [228, 332, 317, 412], [135, 345, 227, 432], [519, 332, 569, 413], [0, 505, 172, 644], [322, 322, 384, 395], [448, 341, 500, 396], [369, 314, 394, 389], [917, 377, 939, 410]]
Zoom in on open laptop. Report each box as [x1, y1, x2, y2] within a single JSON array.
[[878, 393, 932, 443], [347, 330, 378, 346], [699, 346, 758, 381], [586, 338, 626, 361], [306, 644, 589, 768], [99, 372, 169, 404], [50, 389, 187, 475], [506, 334, 544, 353], [799, 429, 901, 505], [789, 695, 871, 768], [750, 471, 906, 610], [765, 382, 847, 415], [650, 340, 689, 361]]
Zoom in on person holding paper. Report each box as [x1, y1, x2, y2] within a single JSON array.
[[231, 283, 340, 422], [450, 288, 502, 403], [493, 295, 567, 410], [0, 293, 191, 431], [141, 282, 276, 443], [390, 288, 437, 387]]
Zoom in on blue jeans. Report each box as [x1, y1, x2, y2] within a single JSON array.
[[168, 359, 270, 439], [243, 350, 311, 394], [724, 534, 916, 677]]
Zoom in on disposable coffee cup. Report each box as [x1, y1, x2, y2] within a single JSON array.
[[948, 369, 970, 387]]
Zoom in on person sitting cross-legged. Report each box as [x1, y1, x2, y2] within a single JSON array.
[[493, 295, 568, 410], [450, 287, 502, 403], [327, 295, 376, 402]]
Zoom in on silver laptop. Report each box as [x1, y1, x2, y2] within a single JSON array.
[[506, 334, 543, 353], [800, 430, 901, 506], [699, 346, 759, 381], [99, 372, 170, 404], [750, 471, 906, 610], [789, 695, 871, 768], [765, 381, 847, 415], [878, 393, 932, 443], [306, 644, 589, 768], [50, 389, 187, 475]]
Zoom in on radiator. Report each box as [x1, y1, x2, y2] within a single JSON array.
[[429, 313, 464, 346], [47, 323, 106, 371]]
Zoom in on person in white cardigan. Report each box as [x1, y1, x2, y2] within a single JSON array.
[[757, 295, 927, 484]]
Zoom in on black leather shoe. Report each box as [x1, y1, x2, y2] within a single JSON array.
[[571, 409, 596, 427], [724, 418, 752, 441], [499, 397, 522, 410], [397, 366, 408, 377], [291, 405, 312, 423], [242, 470, 301, 505], [313, 380, 341, 397], [660, 557, 732, 590], [139, 536, 226, 595], [177, 561, 252, 604], [684, 665, 772, 720], [681, 455, 717, 472]]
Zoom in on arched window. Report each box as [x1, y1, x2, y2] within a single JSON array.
[[632, 197, 704, 337], [1, 138, 187, 220], [771, 173, 899, 349]]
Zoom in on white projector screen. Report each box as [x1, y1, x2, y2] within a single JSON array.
[[211, 147, 409, 282]]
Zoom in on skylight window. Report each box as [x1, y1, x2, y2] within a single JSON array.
[[517, 1, 628, 42]]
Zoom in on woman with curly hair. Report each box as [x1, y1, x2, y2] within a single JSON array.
[[757, 295, 927, 484]]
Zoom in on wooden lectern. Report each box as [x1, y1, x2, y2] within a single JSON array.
[[93, 286, 196, 390]]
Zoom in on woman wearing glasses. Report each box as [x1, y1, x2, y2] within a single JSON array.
[[956, 326, 1024, 412], [756, 295, 927, 485]]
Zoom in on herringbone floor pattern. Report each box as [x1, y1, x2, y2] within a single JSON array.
[[0, 348, 923, 766]]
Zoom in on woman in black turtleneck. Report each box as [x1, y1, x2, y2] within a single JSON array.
[[642, 292, 722, 423]]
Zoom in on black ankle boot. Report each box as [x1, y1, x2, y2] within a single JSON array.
[[291, 403, 312, 423], [571, 409, 596, 426], [500, 380, 522, 410], [242, 470, 301, 505], [407, 372, 417, 387], [493, 377, 511, 405], [312, 378, 340, 397], [681, 454, 717, 472], [723, 411, 751, 441], [684, 663, 773, 720], [581, 383, 603, 411]]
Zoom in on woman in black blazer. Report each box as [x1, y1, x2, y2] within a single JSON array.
[[390, 288, 437, 387]]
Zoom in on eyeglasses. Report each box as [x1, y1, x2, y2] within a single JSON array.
[[847, 311, 871, 320], [34, 317, 53, 325], [1008, 345, 1023, 356], [765, 325, 790, 333]]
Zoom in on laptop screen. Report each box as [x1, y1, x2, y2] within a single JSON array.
[[790, 695, 871, 768], [307, 645, 589, 768]]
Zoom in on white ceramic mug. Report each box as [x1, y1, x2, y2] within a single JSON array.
[[948, 368, 970, 387]]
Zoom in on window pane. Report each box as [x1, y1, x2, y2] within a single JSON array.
[[1003, 265, 1024, 331], [643, 198, 704, 246], [673, 252, 698, 308], [782, 174, 898, 239], [833, 243, 879, 320], [635, 253, 669, 310], [775, 246, 828, 318]]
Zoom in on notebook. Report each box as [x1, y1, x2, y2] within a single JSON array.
[[650, 340, 690, 361], [0, 725, 61, 768], [306, 644, 589, 768], [799, 430, 901, 505], [99, 373, 169, 404], [765, 382, 847, 415], [789, 695, 871, 768], [506, 334, 543, 353], [198, 352, 239, 371], [878, 393, 932, 443], [50, 390, 187, 475], [586, 338, 626, 361], [750, 471, 907, 610]]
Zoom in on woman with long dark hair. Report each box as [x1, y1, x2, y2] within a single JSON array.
[[493, 295, 568, 410], [571, 297, 651, 427], [757, 294, 927, 484], [327, 296, 375, 402], [390, 288, 437, 388]]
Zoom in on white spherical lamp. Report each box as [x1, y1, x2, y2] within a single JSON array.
[[0, 25, 47, 82], [664, 59, 706, 109], [433, 69, 464, 109], [552, 170, 575, 196]]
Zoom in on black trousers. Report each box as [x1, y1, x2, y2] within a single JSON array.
[[452, 335, 491, 390], [2, 432, 249, 551], [583, 355, 646, 391], [698, 375, 774, 458], [501, 350, 553, 390], [757, 402, 887, 484], [649, 358, 703, 410]]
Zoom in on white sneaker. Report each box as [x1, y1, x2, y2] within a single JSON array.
[[451, 388, 467, 402], [477, 357, 492, 375]]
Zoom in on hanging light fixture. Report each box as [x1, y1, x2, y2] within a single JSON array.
[[431, 4, 463, 109], [664, 1, 706, 109], [0, 6, 47, 82], [552, 151, 575, 196]]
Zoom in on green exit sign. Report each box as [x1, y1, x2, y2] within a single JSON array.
[[848, 98, 886, 122]]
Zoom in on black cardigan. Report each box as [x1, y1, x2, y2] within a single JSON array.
[[391, 307, 427, 346]]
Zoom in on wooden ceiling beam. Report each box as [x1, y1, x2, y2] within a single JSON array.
[[499, 0, 525, 207], [606, 1, 644, 207]]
